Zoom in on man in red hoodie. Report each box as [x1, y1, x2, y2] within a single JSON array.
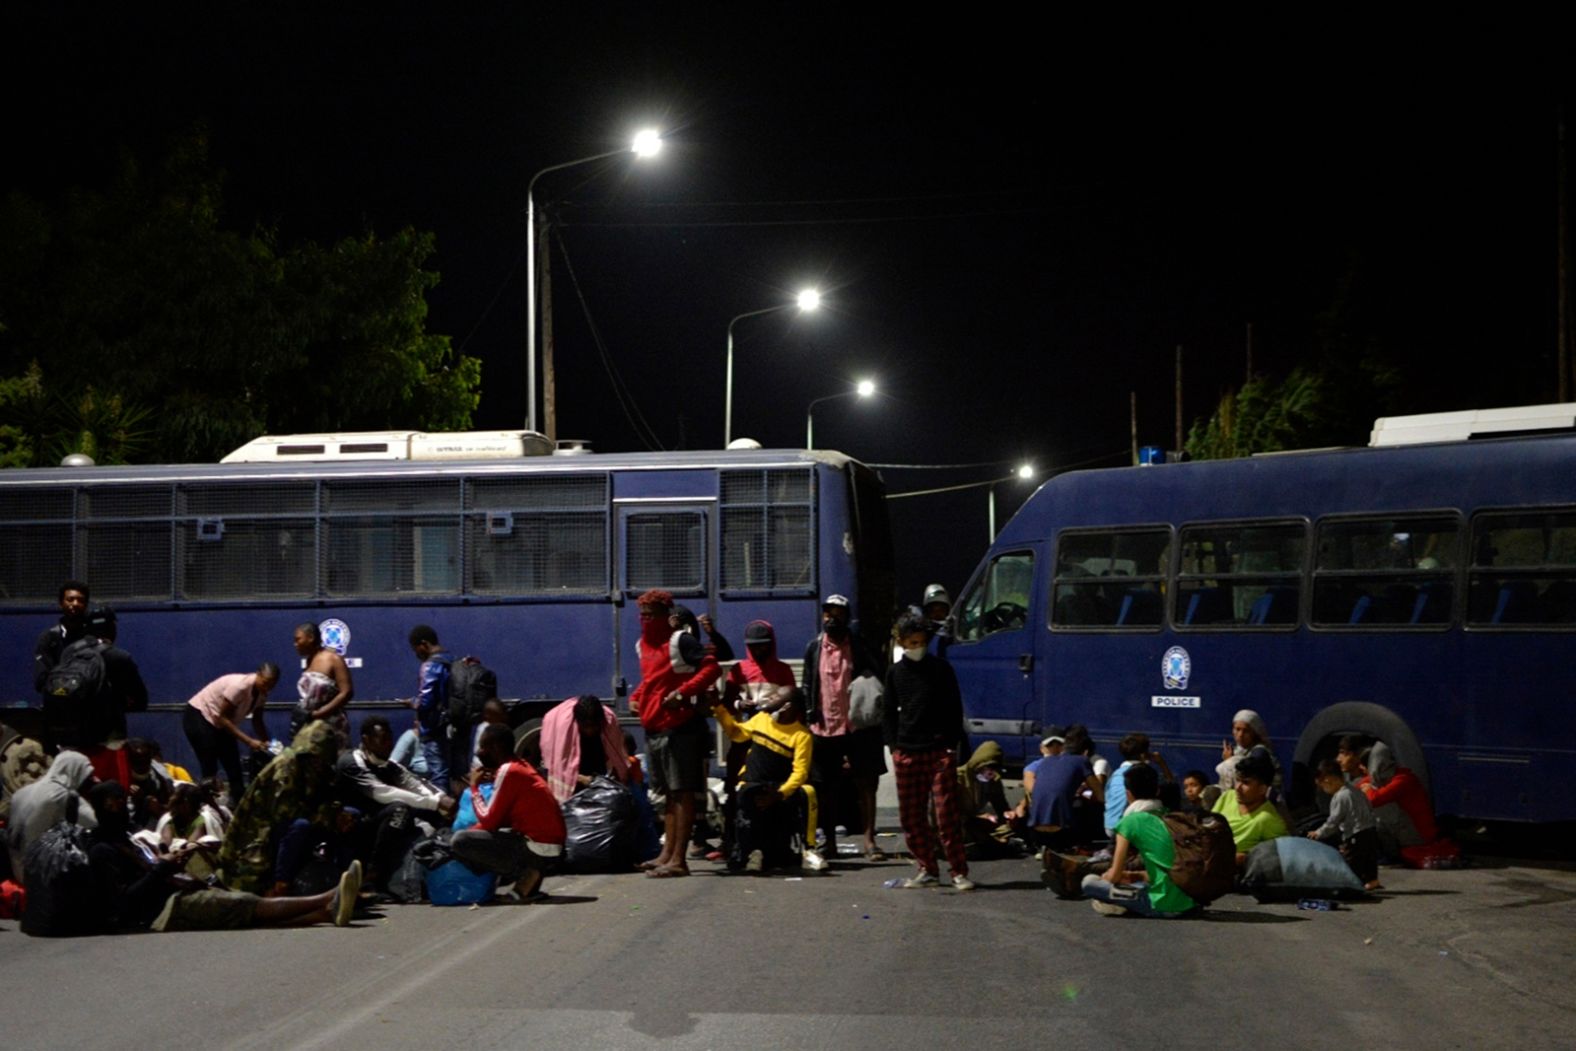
[[631, 589, 721, 878], [450, 724, 566, 901]]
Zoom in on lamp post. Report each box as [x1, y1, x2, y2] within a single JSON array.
[[724, 288, 820, 447], [525, 128, 663, 434], [988, 463, 1036, 541], [806, 378, 876, 450]]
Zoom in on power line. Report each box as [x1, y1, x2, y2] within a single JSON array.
[[558, 206, 1049, 230], [553, 229, 667, 452]]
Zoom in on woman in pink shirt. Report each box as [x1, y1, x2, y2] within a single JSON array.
[[184, 662, 279, 805]]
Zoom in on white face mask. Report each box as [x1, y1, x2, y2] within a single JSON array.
[[902, 645, 926, 662]]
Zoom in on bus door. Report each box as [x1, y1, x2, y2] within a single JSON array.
[[614, 503, 712, 719], [948, 548, 1040, 766]]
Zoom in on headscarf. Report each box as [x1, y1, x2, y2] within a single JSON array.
[[1231, 710, 1270, 748], [540, 696, 630, 803], [5, 751, 98, 878], [1367, 741, 1398, 788]]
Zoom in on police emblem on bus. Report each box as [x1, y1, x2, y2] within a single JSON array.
[[320, 618, 351, 656], [1161, 646, 1191, 690]]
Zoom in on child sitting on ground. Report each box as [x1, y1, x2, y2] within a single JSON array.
[[1308, 759, 1381, 891], [1179, 770, 1210, 816]]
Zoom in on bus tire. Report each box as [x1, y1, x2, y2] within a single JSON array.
[[513, 718, 543, 765], [1290, 702, 1429, 808]]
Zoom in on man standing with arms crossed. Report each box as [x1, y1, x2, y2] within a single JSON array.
[[631, 589, 720, 879]]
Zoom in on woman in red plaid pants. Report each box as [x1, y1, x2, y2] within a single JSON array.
[[884, 612, 974, 891]]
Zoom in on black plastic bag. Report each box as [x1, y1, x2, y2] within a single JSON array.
[[386, 839, 427, 903], [22, 820, 105, 937], [412, 828, 455, 870], [562, 776, 637, 874]]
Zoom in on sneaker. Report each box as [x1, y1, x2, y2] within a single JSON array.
[[951, 874, 976, 892], [1090, 898, 1128, 917], [1041, 852, 1084, 899], [334, 861, 363, 927], [745, 850, 764, 874], [900, 870, 940, 889], [802, 849, 828, 873]]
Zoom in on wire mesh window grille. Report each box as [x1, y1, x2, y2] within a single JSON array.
[[181, 519, 317, 600], [626, 512, 706, 594], [77, 522, 173, 601], [467, 512, 607, 595], [464, 476, 608, 595], [0, 487, 76, 602], [0, 524, 75, 601], [324, 516, 460, 597], [720, 469, 815, 592]]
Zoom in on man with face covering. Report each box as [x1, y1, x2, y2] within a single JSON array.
[[217, 721, 347, 896], [801, 595, 887, 861], [711, 684, 815, 873], [629, 589, 721, 878]]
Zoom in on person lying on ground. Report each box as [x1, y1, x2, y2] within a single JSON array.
[[1308, 759, 1382, 891], [1211, 753, 1288, 867], [451, 724, 566, 902], [85, 780, 362, 932], [1079, 763, 1199, 918]]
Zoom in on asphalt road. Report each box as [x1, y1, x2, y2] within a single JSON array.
[[5, 838, 1576, 1050]]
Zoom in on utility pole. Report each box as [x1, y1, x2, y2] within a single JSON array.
[[1174, 345, 1184, 454], [1560, 101, 1572, 402], [541, 218, 557, 443], [1130, 391, 1139, 465]]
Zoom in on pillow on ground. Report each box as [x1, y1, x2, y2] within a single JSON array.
[[1242, 837, 1366, 901]]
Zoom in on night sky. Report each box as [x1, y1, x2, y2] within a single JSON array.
[[4, 8, 1570, 603]]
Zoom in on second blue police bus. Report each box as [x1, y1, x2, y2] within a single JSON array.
[[946, 407, 1576, 823]]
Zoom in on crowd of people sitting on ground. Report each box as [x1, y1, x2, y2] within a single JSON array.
[[0, 577, 1460, 935]]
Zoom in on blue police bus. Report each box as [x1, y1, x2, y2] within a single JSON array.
[[0, 431, 894, 768], [946, 406, 1576, 823]]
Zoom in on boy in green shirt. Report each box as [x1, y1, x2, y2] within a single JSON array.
[[1210, 753, 1287, 866], [1081, 763, 1198, 917]]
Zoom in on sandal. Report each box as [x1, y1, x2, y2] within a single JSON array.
[[637, 859, 664, 871], [865, 848, 889, 862], [646, 865, 691, 879]]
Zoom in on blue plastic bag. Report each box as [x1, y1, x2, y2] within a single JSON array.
[[425, 782, 498, 906]]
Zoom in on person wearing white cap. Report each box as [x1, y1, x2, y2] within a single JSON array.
[[801, 594, 887, 862]]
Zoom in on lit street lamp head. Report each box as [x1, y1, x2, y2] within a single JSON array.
[[796, 288, 821, 312], [631, 128, 663, 158], [856, 379, 876, 398], [1017, 464, 1035, 481]]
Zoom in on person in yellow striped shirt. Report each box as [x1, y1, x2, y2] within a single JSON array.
[[712, 689, 815, 873]]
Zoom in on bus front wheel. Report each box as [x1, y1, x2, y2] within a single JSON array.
[[513, 718, 544, 766], [1289, 702, 1430, 811]]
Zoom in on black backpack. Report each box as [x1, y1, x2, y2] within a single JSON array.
[[21, 794, 108, 937], [1161, 810, 1237, 905], [42, 637, 108, 741], [446, 656, 497, 726]]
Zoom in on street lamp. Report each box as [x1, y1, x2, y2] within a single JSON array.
[[724, 288, 821, 447], [989, 463, 1036, 541], [806, 379, 877, 450], [525, 128, 663, 433]]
